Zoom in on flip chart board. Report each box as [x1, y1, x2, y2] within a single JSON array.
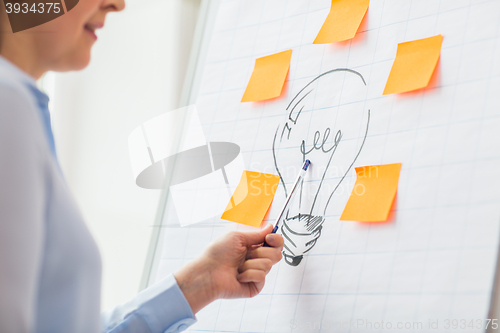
[[142, 0, 500, 332]]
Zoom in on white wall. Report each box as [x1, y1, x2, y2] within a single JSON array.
[[45, 0, 200, 311]]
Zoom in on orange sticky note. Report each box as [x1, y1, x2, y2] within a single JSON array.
[[340, 163, 402, 222], [241, 50, 292, 102], [313, 0, 370, 44], [221, 171, 280, 227], [383, 35, 443, 95]]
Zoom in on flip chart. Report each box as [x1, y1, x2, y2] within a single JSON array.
[[150, 1, 500, 332]]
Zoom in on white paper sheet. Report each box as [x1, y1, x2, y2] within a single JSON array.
[[154, 0, 500, 332]]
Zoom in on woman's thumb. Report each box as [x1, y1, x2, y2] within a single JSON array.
[[241, 223, 273, 246]]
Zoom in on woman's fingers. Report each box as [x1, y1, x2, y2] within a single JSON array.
[[238, 258, 273, 274], [265, 233, 284, 249], [237, 268, 267, 284], [245, 233, 283, 264], [239, 224, 274, 247], [246, 246, 283, 263]]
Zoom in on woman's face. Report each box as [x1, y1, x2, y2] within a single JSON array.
[[3, 0, 125, 73], [42, 0, 125, 71]]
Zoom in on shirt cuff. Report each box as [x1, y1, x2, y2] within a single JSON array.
[[136, 274, 197, 333], [102, 274, 196, 333]]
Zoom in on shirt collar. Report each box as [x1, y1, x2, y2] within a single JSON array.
[[0, 55, 50, 106], [0, 55, 57, 161]]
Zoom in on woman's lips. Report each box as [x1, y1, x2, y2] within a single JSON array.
[[84, 26, 97, 40], [84, 23, 103, 41]]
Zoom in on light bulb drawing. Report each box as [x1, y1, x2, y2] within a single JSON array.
[[272, 69, 371, 266]]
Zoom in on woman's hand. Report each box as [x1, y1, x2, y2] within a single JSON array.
[[174, 224, 284, 314]]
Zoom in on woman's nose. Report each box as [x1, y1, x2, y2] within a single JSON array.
[[102, 0, 125, 12]]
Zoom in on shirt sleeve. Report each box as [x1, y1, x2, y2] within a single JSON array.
[[0, 83, 46, 332], [101, 274, 197, 333]]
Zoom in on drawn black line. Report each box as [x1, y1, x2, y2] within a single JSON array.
[[285, 68, 366, 110], [272, 68, 370, 267], [323, 109, 371, 216]]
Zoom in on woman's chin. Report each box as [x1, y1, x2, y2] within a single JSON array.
[[73, 55, 91, 71], [57, 51, 92, 72], [58, 39, 94, 71]]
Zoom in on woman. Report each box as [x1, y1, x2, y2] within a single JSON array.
[[0, 1, 284, 332]]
